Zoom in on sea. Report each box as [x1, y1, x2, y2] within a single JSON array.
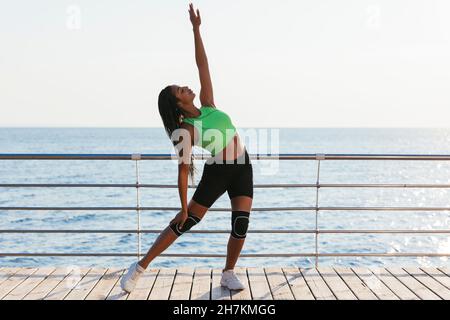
[[1, 127, 450, 268]]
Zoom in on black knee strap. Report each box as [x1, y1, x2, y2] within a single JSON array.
[[231, 211, 250, 239], [170, 212, 201, 237]]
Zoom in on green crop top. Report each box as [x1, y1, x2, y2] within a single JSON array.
[[182, 105, 237, 156]]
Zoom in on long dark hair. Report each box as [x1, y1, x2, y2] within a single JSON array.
[[158, 85, 196, 184]]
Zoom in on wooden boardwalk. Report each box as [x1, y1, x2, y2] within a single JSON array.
[[1, 266, 450, 300]]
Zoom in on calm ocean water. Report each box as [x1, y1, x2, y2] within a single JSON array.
[[1, 127, 450, 268]]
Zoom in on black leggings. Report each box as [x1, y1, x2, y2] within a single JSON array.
[[192, 148, 253, 208]]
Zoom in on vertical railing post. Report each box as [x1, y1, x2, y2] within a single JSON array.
[[315, 154, 325, 268], [132, 154, 142, 260]]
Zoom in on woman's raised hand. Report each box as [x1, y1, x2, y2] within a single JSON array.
[[188, 3, 201, 29]]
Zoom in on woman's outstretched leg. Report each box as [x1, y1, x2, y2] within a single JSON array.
[[138, 226, 179, 269], [120, 199, 209, 293], [139, 199, 209, 269], [121, 223, 181, 293]]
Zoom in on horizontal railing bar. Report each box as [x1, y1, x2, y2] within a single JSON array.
[[0, 229, 313, 234], [319, 184, 450, 188], [0, 253, 311, 257], [0, 206, 314, 211], [313, 253, 450, 257], [2, 153, 450, 161], [1, 253, 450, 257], [1, 229, 450, 234], [1, 206, 450, 211], [318, 229, 450, 234], [2, 183, 450, 189], [319, 207, 450, 211]]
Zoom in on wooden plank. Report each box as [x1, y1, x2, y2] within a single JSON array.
[[23, 267, 71, 300], [333, 267, 377, 300], [106, 269, 131, 301], [230, 267, 252, 300], [191, 268, 211, 300], [422, 267, 450, 290], [148, 268, 176, 300], [282, 267, 314, 300], [404, 267, 450, 300], [369, 268, 419, 300], [44, 267, 90, 300], [439, 266, 450, 278], [0, 268, 38, 300], [352, 267, 398, 300], [85, 268, 124, 300], [106, 282, 129, 300], [0, 268, 22, 286], [247, 267, 272, 300], [301, 268, 335, 300], [64, 268, 107, 300], [3, 267, 55, 300], [125, 268, 159, 300], [170, 267, 194, 300], [211, 269, 231, 300], [387, 267, 440, 300], [317, 267, 356, 300], [10, 265, 450, 301], [264, 267, 294, 300]]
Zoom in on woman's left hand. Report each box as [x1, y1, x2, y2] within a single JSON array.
[[188, 3, 201, 29]]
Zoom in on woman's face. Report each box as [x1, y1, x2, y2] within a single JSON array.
[[171, 85, 195, 110]]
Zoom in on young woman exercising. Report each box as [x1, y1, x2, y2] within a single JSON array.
[[121, 3, 253, 293]]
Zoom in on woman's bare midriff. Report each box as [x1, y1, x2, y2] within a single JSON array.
[[213, 133, 245, 161]]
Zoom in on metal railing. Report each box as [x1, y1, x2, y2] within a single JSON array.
[[1, 153, 450, 267]]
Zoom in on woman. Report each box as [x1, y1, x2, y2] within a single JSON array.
[[121, 3, 253, 293]]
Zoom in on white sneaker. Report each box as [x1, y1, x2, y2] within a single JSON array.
[[120, 261, 145, 293], [220, 269, 245, 290]]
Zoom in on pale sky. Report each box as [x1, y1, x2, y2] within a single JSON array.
[[1, 0, 449, 127]]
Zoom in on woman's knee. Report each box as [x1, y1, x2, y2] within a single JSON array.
[[169, 211, 203, 237], [231, 210, 250, 239]]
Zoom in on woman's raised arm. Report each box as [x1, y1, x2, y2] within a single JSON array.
[[189, 3, 215, 107]]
